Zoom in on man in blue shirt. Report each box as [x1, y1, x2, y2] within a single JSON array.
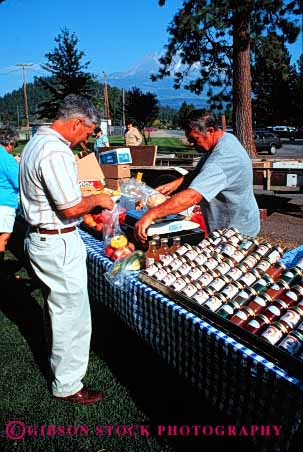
[[94, 127, 109, 152], [135, 110, 260, 241], [0, 127, 19, 274]]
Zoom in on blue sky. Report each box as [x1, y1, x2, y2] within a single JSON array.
[[0, 0, 302, 97]]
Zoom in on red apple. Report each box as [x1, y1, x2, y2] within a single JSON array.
[[95, 223, 103, 232], [105, 245, 115, 258], [127, 242, 135, 252]]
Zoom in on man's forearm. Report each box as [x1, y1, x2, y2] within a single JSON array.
[[148, 189, 202, 221], [60, 194, 109, 219]]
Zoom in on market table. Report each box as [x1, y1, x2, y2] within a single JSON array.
[[80, 229, 303, 452]]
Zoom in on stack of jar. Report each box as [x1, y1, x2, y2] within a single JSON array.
[[143, 228, 303, 357]]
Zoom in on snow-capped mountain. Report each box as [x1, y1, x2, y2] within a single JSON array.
[[107, 52, 208, 109]]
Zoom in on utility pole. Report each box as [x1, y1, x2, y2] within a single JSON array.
[[16, 63, 33, 128], [103, 71, 111, 135], [122, 88, 126, 130], [16, 104, 20, 128]]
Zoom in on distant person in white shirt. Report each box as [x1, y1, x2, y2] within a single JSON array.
[[19, 94, 114, 405]]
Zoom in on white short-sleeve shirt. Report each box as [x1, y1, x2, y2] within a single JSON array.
[[19, 126, 82, 229]]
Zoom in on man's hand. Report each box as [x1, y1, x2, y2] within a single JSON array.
[[135, 211, 155, 242], [156, 177, 184, 196], [95, 194, 114, 211]]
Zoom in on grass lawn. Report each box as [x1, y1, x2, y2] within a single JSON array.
[[1, 248, 269, 452]]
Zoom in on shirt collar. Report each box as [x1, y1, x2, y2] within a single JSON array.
[[35, 126, 71, 147]]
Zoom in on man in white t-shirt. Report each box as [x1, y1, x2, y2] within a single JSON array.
[[19, 94, 114, 405]]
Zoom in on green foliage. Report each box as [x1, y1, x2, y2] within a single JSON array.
[[156, 0, 301, 112], [177, 101, 195, 128], [37, 28, 95, 119], [125, 87, 159, 142]]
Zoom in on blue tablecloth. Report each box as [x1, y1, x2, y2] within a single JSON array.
[[80, 229, 303, 452]]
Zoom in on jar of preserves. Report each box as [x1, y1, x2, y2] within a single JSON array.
[[279, 267, 302, 285], [182, 283, 199, 298], [255, 258, 272, 273], [145, 240, 159, 267], [144, 262, 163, 277], [232, 249, 246, 263], [247, 293, 272, 315], [154, 267, 168, 281], [229, 234, 243, 246], [198, 238, 213, 250], [296, 320, 303, 333], [239, 268, 261, 287], [229, 306, 255, 327], [184, 248, 200, 262], [176, 243, 193, 256], [208, 230, 221, 240], [168, 257, 187, 272], [266, 280, 289, 301], [171, 276, 192, 292], [204, 293, 227, 312], [198, 270, 217, 287], [264, 262, 287, 281], [244, 314, 271, 335], [158, 238, 169, 260], [192, 253, 208, 267], [221, 242, 238, 258], [162, 271, 181, 286], [264, 246, 284, 264], [263, 299, 288, 323], [240, 238, 259, 255], [224, 228, 238, 238], [204, 257, 220, 271], [278, 331, 303, 355], [208, 275, 230, 292], [221, 281, 244, 301], [179, 262, 193, 276], [160, 253, 175, 267], [233, 287, 258, 307], [251, 275, 274, 295], [216, 300, 241, 319], [260, 321, 289, 345], [215, 260, 232, 276], [194, 287, 214, 305], [280, 284, 303, 307], [242, 253, 260, 269], [169, 236, 181, 253], [279, 306, 303, 330], [188, 266, 204, 281], [255, 242, 272, 257], [226, 266, 244, 282]]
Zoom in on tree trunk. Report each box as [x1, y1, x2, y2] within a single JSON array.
[[232, 15, 257, 158]]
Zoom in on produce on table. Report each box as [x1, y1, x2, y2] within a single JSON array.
[[146, 192, 167, 209]]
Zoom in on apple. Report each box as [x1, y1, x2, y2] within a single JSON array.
[[127, 242, 135, 252], [105, 245, 115, 258], [95, 223, 103, 232]]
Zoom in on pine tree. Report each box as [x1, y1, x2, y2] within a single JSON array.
[[37, 28, 94, 119], [125, 88, 159, 144], [177, 101, 195, 128], [155, 0, 301, 156]]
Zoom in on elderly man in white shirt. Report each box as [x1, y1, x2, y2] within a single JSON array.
[[19, 94, 114, 405]]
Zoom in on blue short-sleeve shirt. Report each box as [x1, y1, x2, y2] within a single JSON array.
[[189, 133, 260, 237]]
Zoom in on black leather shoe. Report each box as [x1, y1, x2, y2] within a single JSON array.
[[53, 388, 103, 405]]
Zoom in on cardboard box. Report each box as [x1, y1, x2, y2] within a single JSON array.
[[101, 164, 131, 179], [76, 153, 105, 193], [105, 177, 130, 191], [99, 148, 132, 165]]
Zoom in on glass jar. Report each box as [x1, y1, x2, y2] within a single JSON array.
[[162, 271, 181, 286], [265, 262, 287, 281], [144, 262, 163, 277], [279, 306, 303, 330], [266, 280, 289, 301], [198, 270, 217, 287], [279, 267, 302, 285], [145, 240, 159, 267], [187, 266, 204, 281], [216, 300, 241, 319], [239, 268, 260, 287], [221, 281, 244, 301], [240, 238, 259, 255], [154, 267, 169, 281], [158, 238, 169, 260], [244, 314, 271, 335], [193, 253, 208, 266], [215, 260, 232, 276], [280, 285, 303, 307], [255, 242, 272, 257], [171, 276, 192, 292], [232, 249, 246, 263], [176, 243, 192, 256], [208, 275, 230, 292], [233, 287, 258, 307], [169, 236, 181, 253], [264, 246, 284, 264], [263, 299, 288, 323], [221, 242, 238, 258], [179, 262, 193, 276], [242, 253, 260, 269], [229, 306, 255, 327], [204, 257, 220, 271], [246, 293, 272, 315], [194, 287, 214, 305], [260, 321, 289, 345], [278, 331, 303, 355], [226, 266, 244, 282], [251, 275, 274, 295], [204, 293, 227, 312], [256, 258, 272, 273]]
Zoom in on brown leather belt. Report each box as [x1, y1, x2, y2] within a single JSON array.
[[30, 226, 76, 235]]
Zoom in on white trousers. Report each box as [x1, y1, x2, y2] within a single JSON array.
[[24, 230, 91, 397]]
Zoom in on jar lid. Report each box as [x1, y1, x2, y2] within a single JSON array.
[[229, 300, 241, 309], [292, 330, 303, 342], [217, 293, 228, 302], [257, 314, 271, 324], [272, 321, 289, 334], [274, 299, 288, 309], [277, 280, 290, 289], [245, 287, 258, 296], [291, 305, 303, 316], [234, 280, 245, 289], [291, 285, 303, 295], [242, 306, 255, 316], [261, 292, 273, 302]]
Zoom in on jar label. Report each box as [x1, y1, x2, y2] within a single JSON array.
[[210, 279, 226, 291], [194, 291, 210, 305], [240, 273, 257, 286], [204, 297, 222, 311], [205, 258, 218, 270], [257, 260, 271, 272], [222, 284, 239, 298], [188, 268, 203, 280], [155, 269, 167, 281], [243, 256, 257, 268], [179, 264, 191, 275], [279, 335, 302, 355], [235, 310, 249, 321], [228, 268, 242, 280], [173, 278, 187, 291], [162, 274, 176, 286], [257, 245, 270, 256], [284, 290, 298, 302], [199, 273, 214, 286], [185, 250, 198, 261], [266, 250, 281, 263], [183, 284, 197, 297], [233, 250, 245, 262], [253, 296, 267, 307], [261, 326, 283, 344], [223, 244, 237, 257], [280, 311, 300, 328]]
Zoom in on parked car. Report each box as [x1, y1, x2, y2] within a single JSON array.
[[254, 129, 282, 155], [271, 125, 296, 141]]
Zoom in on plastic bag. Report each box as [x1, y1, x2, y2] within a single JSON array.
[[119, 178, 166, 210], [104, 250, 145, 288], [103, 204, 136, 261]]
